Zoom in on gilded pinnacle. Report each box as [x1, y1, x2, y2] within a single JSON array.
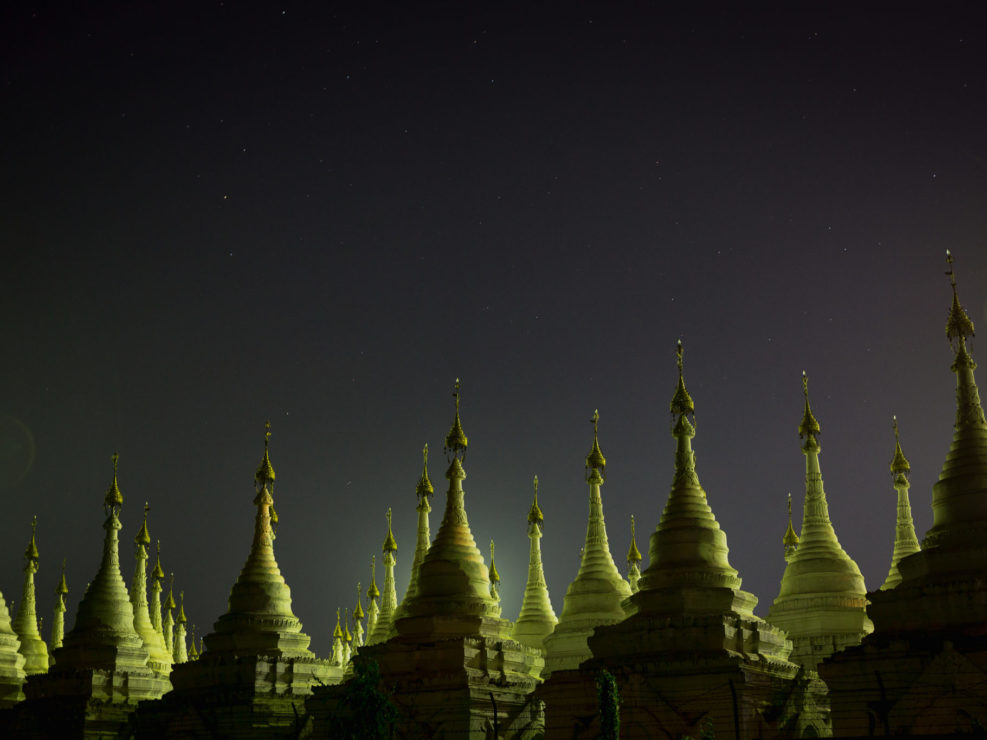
[[255, 421, 276, 484], [444, 379, 468, 457], [586, 409, 607, 476], [783, 493, 800, 547], [416, 443, 434, 498], [627, 514, 642, 564], [177, 591, 187, 624], [57, 559, 68, 595], [165, 573, 176, 609], [383, 508, 397, 552], [354, 583, 364, 620], [798, 371, 821, 439], [367, 556, 380, 599], [945, 250, 976, 347], [890, 415, 911, 476], [152, 540, 165, 580], [135, 501, 151, 546], [333, 608, 343, 639], [489, 540, 500, 584], [25, 516, 39, 562], [670, 339, 695, 416], [528, 474, 544, 524], [105, 452, 124, 509]]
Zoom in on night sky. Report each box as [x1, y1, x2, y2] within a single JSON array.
[[3, 3, 987, 656]]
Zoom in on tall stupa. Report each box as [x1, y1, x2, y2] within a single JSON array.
[[511, 475, 558, 656], [579, 342, 828, 739], [823, 252, 987, 735], [765, 373, 872, 669], [133, 424, 338, 739], [12, 454, 170, 737], [309, 380, 544, 738]]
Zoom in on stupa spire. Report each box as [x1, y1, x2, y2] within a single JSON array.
[[543, 409, 631, 673], [162, 573, 176, 654], [881, 416, 921, 590], [130, 503, 172, 675], [173, 591, 188, 663], [489, 540, 500, 601], [205, 422, 319, 659], [187, 624, 199, 660], [365, 556, 380, 639], [367, 509, 398, 644], [921, 250, 987, 551], [766, 373, 872, 668], [783, 494, 800, 562], [149, 540, 165, 640], [626, 515, 643, 593], [50, 559, 68, 658], [512, 474, 558, 651], [353, 583, 365, 647], [342, 608, 352, 664], [13, 516, 49, 674], [395, 379, 502, 628], [64, 454, 144, 648], [397, 444, 433, 617], [636, 341, 743, 596], [331, 609, 344, 666]]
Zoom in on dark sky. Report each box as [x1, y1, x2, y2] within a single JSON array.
[[3, 2, 987, 656]]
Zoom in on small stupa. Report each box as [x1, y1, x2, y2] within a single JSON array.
[[311, 380, 544, 737], [130, 504, 172, 676], [13, 454, 170, 736], [48, 561, 68, 662], [352, 584, 365, 648], [766, 372, 873, 670], [581, 341, 827, 739], [880, 416, 921, 590], [366, 508, 398, 644], [512, 475, 558, 656], [365, 556, 380, 639], [823, 252, 987, 735], [394, 444, 433, 623], [172, 592, 188, 664], [12, 518, 48, 675], [783, 493, 800, 563], [161, 574, 176, 657], [149, 541, 165, 643], [626, 515, 643, 593], [133, 423, 337, 738], [542, 410, 631, 675]]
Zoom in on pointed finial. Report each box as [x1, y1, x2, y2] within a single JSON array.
[[354, 583, 364, 620], [333, 608, 343, 639], [368, 555, 380, 599], [890, 415, 911, 476], [177, 591, 187, 623], [528, 474, 544, 524], [105, 452, 124, 510], [343, 608, 352, 642], [165, 573, 176, 609], [627, 514, 642, 564], [586, 409, 607, 478], [135, 501, 151, 546], [945, 250, 976, 348], [189, 624, 199, 659], [255, 421, 276, 485], [489, 539, 500, 583], [798, 371, 821, 439], [416, 443, 434, 498], [444, 378, 469, 459], [670, 339, 695, 416], [57, 558, 68, 595], [25, 515, 39, 562], [382, 508, 397, 552], [152, 540, 165, 580], [783, 493, 800, 548]]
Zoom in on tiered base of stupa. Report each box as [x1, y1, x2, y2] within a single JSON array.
[[307, 614, 544, 739], [132, 648, 339, 739], [821, 551, 987, 737], [4, 638, 171, 739], [537, 587, 830, 739]]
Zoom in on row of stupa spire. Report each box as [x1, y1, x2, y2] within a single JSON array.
[[0, 252, 972, 736]]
